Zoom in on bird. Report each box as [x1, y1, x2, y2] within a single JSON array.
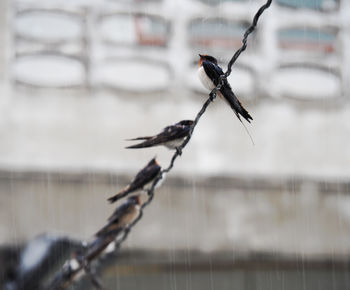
[[97, 195, 142, 237], [47, 250, 85, 290], [198, 54, 253, 123], [126, 120, 193, 152], [13, 234, 85, 290], [107, 158, 161, 203], [85, 195, 142, 261]]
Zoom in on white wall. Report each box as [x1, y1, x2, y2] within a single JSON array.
[[0, 0, 350, 256]]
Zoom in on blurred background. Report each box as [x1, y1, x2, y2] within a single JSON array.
[[0, 0, 350, 289]]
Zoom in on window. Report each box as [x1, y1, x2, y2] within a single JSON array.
[[276, 0, 339, 11], [13, 8, 88, 88], [188, 18, 250, 50], [14, 53, 85, 88], [95, 58, 172, 93], [278, 27, 338, 54], [15, 9, 84, 43], [99, 13, 171, 47], [197, 0, 249, 6], [271, 64, 341, 101]]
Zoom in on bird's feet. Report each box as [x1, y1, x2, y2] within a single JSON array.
[[175, 147, 182, 156], [209, 91, 216, 102]]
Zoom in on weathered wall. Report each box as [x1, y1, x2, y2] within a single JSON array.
[[0, 0, 350, 259], [1, 171, 350, 257]]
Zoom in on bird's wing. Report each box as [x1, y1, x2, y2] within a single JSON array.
[[162, 124, 192, 140], [202, 60, 253, 123], [85, 236, 115, 262], [129, 163, 161, 191], [107, 201, 133, 221], [107, 184, 131, 203], [126, 136, 152, 141], [202, 60, 224, 86], [126, 125, 190, 149], [125, 136, 160, 149], [220, 85, 253, 123], [107, 163, 160, 203], [94, 219, 121, 237]]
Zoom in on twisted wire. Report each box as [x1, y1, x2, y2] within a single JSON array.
[[47, 1, 272, 288]]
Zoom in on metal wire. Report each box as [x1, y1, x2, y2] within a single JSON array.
[[46, 1, 272, 289]]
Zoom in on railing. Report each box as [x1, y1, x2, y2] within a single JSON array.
[[11, 0, 348, 102]]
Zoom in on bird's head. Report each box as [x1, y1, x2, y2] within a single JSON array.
[[198, 54, 218, 67], [177, 120, 194, 127], [128, 194, 142, 205], [148, 157, 160, 167]]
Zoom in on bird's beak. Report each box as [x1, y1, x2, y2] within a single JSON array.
[[135, 195, 142, 205], [198, 55, 203, 67], [152, 156, 159, 165]]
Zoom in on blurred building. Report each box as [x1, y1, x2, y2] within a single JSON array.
[[0, 0, 350, 289]]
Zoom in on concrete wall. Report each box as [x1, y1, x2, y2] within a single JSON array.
[[0, 0, 350, 259], [1, 171, 350, 258], [0, 0, 349, 179]]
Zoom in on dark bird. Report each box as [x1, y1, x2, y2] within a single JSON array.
[[85, 195, 142, 261], [47, 257, 83, 290], [10, 234, 85, 290], [126, 120, 193, 151], [97, 195, 142, 237], [198, 54, 253, 123], [107, 158, 161, 203]]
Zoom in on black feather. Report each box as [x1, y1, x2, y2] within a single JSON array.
[[126, 120, 193, 149], [202, 60, 253, 123], [107, 159, 160, 203]]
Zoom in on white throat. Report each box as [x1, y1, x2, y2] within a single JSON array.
[[198, 66, 215, 91]]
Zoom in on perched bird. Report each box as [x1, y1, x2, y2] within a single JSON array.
[[84, 236, 115, 263], [107, 158, 161, 203], [126, 120, 193, 151], [47, 257, 83, 290], [97, 195, 142, 237], [198, 54, 253, 123], [12, 234, 84, 290], [85, 195, 142, 261]]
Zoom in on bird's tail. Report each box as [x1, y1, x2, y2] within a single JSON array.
[[94, 224, 111, 238], [239, 118, 255, 146], [107, 189, 129, 203], [107, 194, 122, 203], [85, 235, 116, 262], [220, 87, 254, 145], [220, 86, 253, 123], [125, 141, 154, 149], [126, 136, 152, 141], [125, 136, 156, 149]]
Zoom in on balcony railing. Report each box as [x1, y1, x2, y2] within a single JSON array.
[[11, 0, 348, 104]]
